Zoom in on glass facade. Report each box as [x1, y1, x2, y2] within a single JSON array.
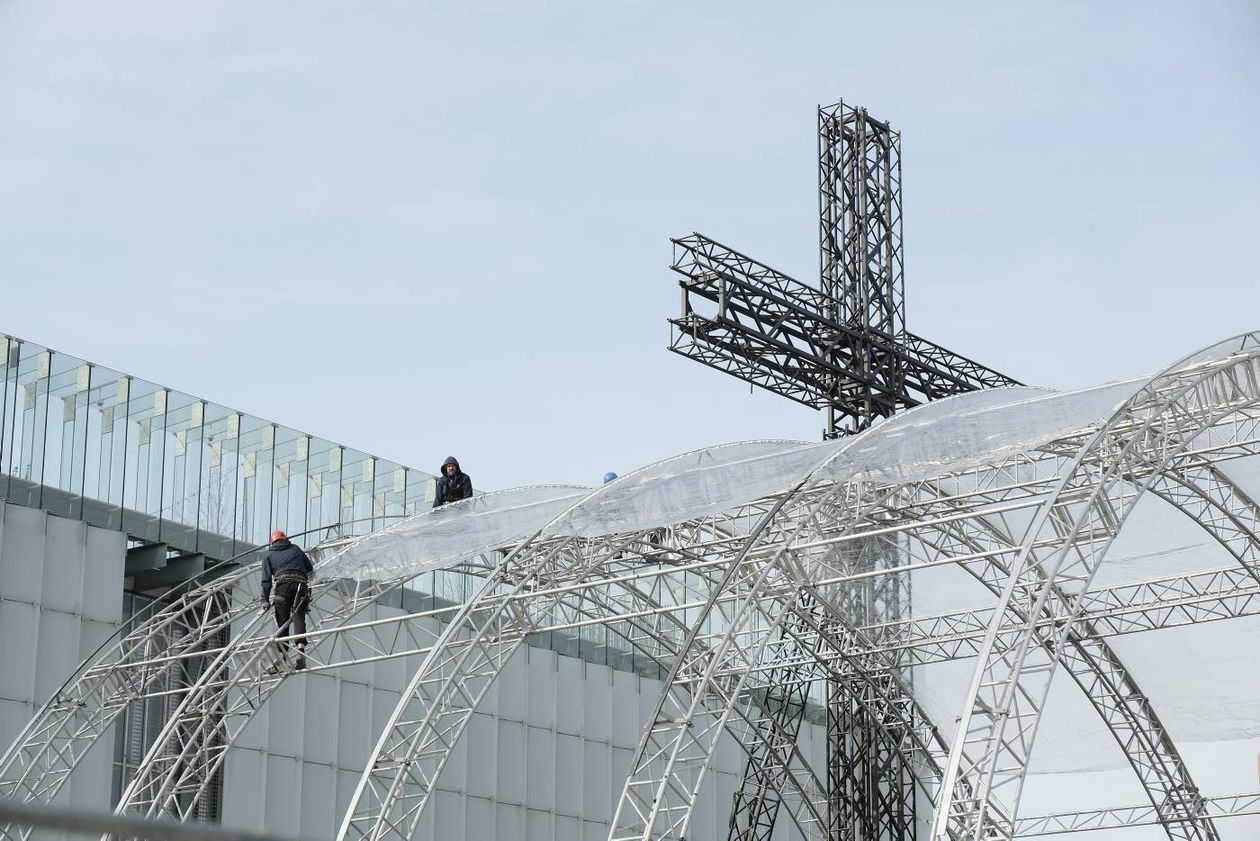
[[0, 334, 438, 561], [0, 336, 817, 693]]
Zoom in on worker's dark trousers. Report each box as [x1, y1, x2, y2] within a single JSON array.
[[272, 578, 310, 652]]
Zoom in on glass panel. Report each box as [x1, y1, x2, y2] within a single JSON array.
[[121, 379, 166, 543], [42, 352, 90, 518], [339, 448, 372, 536], [197, 403, 238, 559], [269, 426, 303, 540], [305, 437, 338, 540], [234, 415, 275, 549], [103, 368, 129, 532], [158, 390, 200, 551], [373, 457, 405, 533], [0, 337, 18, 500], [8, 343, 51, 507], [403, 468, 431, 518]]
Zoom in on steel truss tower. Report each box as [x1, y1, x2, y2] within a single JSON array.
[[668, 101, 1020, 841]]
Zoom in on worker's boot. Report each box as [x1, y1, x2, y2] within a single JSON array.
[[294, 645, 307, 671], [265, 650, 288, 675]]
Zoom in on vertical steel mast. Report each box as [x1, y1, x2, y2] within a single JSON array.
[[818, 102, 906, 437], [666, 99, 1020, 841]]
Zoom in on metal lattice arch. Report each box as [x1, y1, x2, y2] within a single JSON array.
[[5, 332, 1260, 840]]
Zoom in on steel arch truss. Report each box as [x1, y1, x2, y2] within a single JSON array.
[[6, 334, 1260, 841]]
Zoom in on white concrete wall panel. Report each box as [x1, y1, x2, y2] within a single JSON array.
[[466, 714, 496, 800], [527, 647, 558, 730], [0, 502, 126, 841], [556, 655, 584, 733], [496, 719, 526, 803], [82, 525, 124, 623], [0, 698, 30, 754], [298, 761, 335, 838], [555, 813, 580, 841], [1, 505, 47, 605], [1, 503, 830, 840], [432, 787, 464, 838], [40, 516, 84, 615], [302, 673, 338, 766], [263, 753, 301, 832], [34, 609, 79, 704], [223, 749, 265, 828], [0, 599, 37, 703], [584, 663, 612, 744], [526, 725, 555, 811], [266, 679, 305, 760]]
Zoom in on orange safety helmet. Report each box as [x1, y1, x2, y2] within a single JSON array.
[[270, 530, 287, 542]]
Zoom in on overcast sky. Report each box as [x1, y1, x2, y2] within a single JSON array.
[[1, 1, 1257, 492]]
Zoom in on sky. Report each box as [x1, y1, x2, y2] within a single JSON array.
[[3, 3, 1260, 829], [1, 1, 1258, 492]]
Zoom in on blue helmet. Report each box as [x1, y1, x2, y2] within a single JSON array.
[[602, 472, 618, 484]]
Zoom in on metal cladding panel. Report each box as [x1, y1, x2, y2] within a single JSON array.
[[526, 647, 557, 730], [442, 718, 470, 793], [302, 673, 338, 765], [554, 733, 582, 815], [525, 725, 555, 810], [221, 749, 265, 830], [40, 514, 85, 615], [77, 618, 115, 660], [370, 687, 400, 741], [611, 671, 639, 748], [334, 769, 358, 823], [495, 720, 525, 804], [496, 648, 526, 722], [65, 721, 114, 811], [555, 814, 580, 841], [331, 596, 379, 685], [266, 679, 305, 758], [583, 662, 612, 744], [0, 698, 32, 752], [498, 803, 525, 838], [0, 599, 37, 701], [235, 691, 270, 751], [611, 746, 633, 791], [478, 661, 500, 718], [465, 794, 493, 838], [34, 608, 79, 704], [414, 788, 436, 838], [1, 504, 46, 603], [370, 633, 406, 693], [262, 753, 301, 832], [691, 770, 720, 837], [335, 643, 373, 684], [466, 713, 496, 799], [526, 808, 552, 841], [336, 681, 371, 769], [433, 788, 465, 838], [556, 656, 583, 733], [638, 673, 659, 725], [714, 715, 741, 771], [81, 525, 124, 622], [581, 739, 610, 819], [298, 761, 335, 837]]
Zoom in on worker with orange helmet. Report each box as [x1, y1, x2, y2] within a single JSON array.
[[260, 529, 314, 671]]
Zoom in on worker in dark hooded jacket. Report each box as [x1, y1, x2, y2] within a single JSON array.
[[260, 529, 314, 671], [433, 456, 473, 508]]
